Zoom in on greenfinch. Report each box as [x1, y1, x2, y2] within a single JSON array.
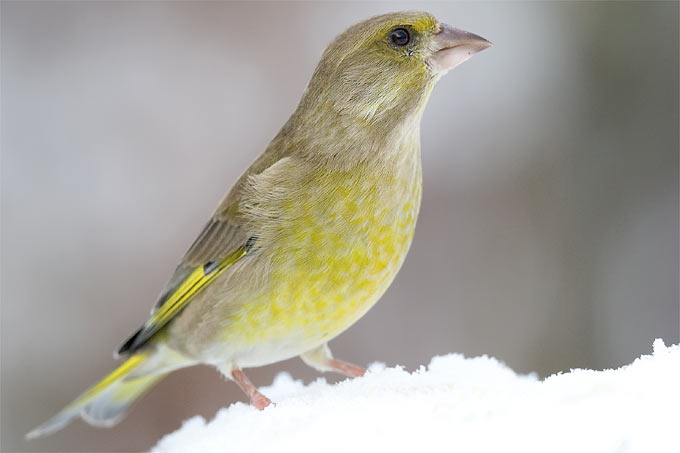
[[27, 11, 490, 439]]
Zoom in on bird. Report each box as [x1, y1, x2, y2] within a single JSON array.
[[27, 10, 491, 439]]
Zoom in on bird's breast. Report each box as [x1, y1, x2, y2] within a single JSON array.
[[209, 155, 421, 365]]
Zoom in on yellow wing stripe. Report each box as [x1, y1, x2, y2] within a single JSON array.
[[67, 352, 149, 410], [146, 246, 248, 332]]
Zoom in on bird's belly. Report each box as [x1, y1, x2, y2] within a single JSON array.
[[218, 168, 421, 366]]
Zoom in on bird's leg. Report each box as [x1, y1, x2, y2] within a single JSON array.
[[325, 358, 366, 378], [300, 343, 366, 378], [229, 367, 271, 410]]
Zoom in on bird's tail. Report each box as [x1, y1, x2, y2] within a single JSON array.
[[26, 352, 167, 440]]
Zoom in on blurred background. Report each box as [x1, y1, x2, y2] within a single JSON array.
[[2, 1, 678, 452]]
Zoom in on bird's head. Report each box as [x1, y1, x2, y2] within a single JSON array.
[[300, 11, 491, 126]]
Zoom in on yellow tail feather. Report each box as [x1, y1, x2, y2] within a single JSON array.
[[26, 352, 166, 440]]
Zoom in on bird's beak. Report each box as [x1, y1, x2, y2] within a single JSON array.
[[428, 23, 492, 74]]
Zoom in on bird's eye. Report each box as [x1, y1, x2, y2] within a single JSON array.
[[389, 28, 410, 46]]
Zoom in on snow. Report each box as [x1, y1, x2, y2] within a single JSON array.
[[152, 339, 679, 453]]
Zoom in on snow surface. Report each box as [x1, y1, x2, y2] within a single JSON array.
[[152, 339, 678, 453]]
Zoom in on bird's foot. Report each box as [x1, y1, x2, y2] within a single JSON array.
[[326, 358, 366, 378], [231, 367, 272, 410], [300, 343, 366, 378], [250, 391, 272, 411]]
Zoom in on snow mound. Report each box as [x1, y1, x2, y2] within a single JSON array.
[[152, 339, 678, 453]]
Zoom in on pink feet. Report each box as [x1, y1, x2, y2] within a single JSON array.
[[249, 391, 272, 411], [327, 358, 366, 378], [300, 344, 366, 379], [231, 368, 272, 410], [230, 356, 365, 411]]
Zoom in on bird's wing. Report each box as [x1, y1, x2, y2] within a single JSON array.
[[115, 228, 252, 356], [116, 152, 291, 356]]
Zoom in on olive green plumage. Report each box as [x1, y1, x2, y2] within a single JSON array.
[[27, 11, 490, 439]]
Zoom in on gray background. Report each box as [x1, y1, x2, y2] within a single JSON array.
[[2, 2, 678, 452]]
